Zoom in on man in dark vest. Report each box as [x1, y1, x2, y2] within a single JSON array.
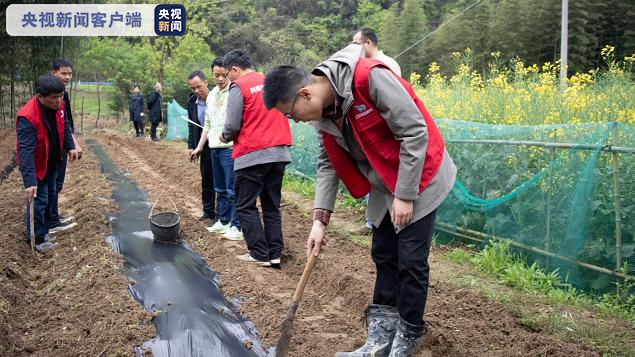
[[186, 70, 216, 223], [129, 85, 145, 137], [16, 75, 78, 252], [49, 58, 82, 234], [263, 44, 457, 356], [147, 82, 163, 141], [220, 49, 293, 267]]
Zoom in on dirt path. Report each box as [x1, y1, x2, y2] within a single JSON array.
[[0, 130, 153, 356], [89, 132, 600, 357]]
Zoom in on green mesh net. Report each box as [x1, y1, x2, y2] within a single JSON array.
[[166, 100, 189, 140], [288, 120, 635, 295]]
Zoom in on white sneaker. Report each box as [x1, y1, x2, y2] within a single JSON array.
[[222, 226, 244, 241], [236, 253, 271, 266], [207, 221, 230, 233], [270, 258, 281, 265], [49, 222, 77, 234], [60, 216, 75, 224]]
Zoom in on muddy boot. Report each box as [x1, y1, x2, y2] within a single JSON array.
[[335, 304, 398, 357], [387, 318, 426, 357]]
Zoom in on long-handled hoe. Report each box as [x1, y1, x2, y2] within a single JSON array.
[[29, 199, 35, 253], [274, 254, 318, 357]]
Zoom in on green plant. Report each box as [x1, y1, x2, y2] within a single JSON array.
[[447, 248, 472, 264], [282, 174, 315, 198]]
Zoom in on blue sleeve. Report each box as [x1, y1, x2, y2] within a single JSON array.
[[17, 117, 37, 188]]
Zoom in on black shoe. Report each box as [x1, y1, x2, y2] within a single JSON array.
[[198, 213, 216, 222]]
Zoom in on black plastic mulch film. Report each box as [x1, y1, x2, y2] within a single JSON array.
[[87, 139, 270, 357]]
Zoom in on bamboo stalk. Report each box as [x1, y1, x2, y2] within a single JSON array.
[[448, 139, 635, 154], [546, 147, 555, 270], [611, 124, 624, 298], [436, 222, 634, 281]]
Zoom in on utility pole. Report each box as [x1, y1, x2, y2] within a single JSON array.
[[560, 0, 568, 90]]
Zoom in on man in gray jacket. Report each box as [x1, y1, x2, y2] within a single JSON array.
[[263, 44, 456, 356]]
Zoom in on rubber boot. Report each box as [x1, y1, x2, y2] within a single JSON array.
[[387, 318, 426, 357], [335, 304, 399, 357]]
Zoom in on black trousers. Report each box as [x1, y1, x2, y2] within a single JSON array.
[[150, 121, 159, 139], [234, 162, 286, 261], [199, 145, 216, 218], [372, 209, 436, 326], [133, 120, 144, 136]]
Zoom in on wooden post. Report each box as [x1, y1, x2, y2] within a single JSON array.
[[0, 82, 5, 128], [10, 67, 15, 123], [95, 84, 101, 129], [560, 0, 569, 90], [80, 96, 84, 133]]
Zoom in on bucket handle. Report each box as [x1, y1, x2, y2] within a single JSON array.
[[149, 194, 179, 219]]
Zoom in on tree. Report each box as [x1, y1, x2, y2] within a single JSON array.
[[395, 0, 429, 76], [380, 4, 402, 61], [352, 0, 386, 34]]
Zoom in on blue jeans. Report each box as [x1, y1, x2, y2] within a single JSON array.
[[211, 148, 239, 228], [49, 150, 67, 228], [26, 167, 57, 243]]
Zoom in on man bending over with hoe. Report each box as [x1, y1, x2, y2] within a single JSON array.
[[263, 44, 456, 356]]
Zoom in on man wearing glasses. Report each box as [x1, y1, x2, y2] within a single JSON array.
[[219, 49, 292, 267], [263, 44, 456, 356]]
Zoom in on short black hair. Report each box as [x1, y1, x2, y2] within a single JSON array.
[[133, 85, 140, 90], [211, 57, 224, 69], [188, 70, 207, 81], [52, 58, 73, 70], [356, 28, 378, 46], [36, 75, 66, 96], [263, 66, 312, 110], [222, 49, 252, 70]]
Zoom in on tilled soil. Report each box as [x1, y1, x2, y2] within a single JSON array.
[[0, 129, 153, 356], [85, 131, 598, 357], [0, 128, 603, 356]]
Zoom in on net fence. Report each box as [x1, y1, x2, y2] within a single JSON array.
[[288, 120, 635, 295]]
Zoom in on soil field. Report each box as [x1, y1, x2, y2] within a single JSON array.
[[0, 129, 153, 356], [0, 128, 625, 356]]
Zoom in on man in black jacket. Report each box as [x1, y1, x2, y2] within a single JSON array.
[[147, 82, 163, 141], [49, 58, 82, 233], [187, 71, 216, 223], [129, 85, 145, 137]]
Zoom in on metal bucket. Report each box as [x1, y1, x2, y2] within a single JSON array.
[[149, 194, 180, 243]]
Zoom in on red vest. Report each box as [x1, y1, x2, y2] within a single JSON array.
[[15, 96, 65, 181], [231, 72, 293, 159], [323, 58, 445, 198]]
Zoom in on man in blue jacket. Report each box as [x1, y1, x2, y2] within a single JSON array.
[[16, 75, 78, 251]]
